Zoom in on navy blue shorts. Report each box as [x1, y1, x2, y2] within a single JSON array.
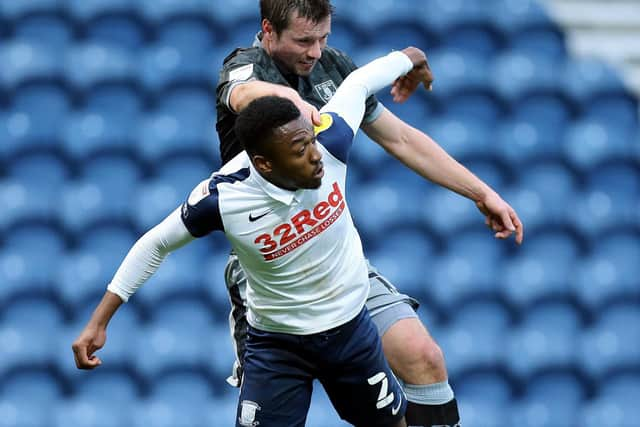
[[236, 307, 406, 427]]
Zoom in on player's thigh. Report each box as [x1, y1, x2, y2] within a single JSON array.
[[365, 262, 419, 337], [320, 309, 406, 426], [237, 327, 314, 427]]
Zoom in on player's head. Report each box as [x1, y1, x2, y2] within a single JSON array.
[[235, 96, 324, 190], [260, 0, 334, 76]]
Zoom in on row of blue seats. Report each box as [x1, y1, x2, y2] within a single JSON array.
[[1, 296, 638, 371], [1, 0, 558, 39], [1, 114, 637, 172], [0, 39, 629, 107], [0, 393, 636, 427]]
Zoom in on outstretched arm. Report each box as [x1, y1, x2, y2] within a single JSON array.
[[363, 109, 524, 244], [71, 208, 196, 369]]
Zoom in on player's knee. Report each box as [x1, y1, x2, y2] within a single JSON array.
[[399, 337, 447, 382]]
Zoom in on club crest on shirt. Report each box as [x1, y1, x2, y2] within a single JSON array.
[[314, 80, 337, 102]]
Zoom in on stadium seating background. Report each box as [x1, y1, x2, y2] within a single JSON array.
[[0, 0, 638, 425]]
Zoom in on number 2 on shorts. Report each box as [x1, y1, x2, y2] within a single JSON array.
[[367, 372, 395, 409]]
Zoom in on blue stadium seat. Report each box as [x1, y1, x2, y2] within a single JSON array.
[[0, 0, 63, 19], [349, 168, 429, 242], [135, 110, 217, 163], [7, 151, 69, 187], [136, 0, 218, 25], [463, 159, 508, 193], [376, 90, 433, 129], [511, 91, 573, 143], [437, 300, 510, 375], [511, 372, 584, 427], [0, 223, 66, 298], [441, 22, 504, 57], [85, 15, 147, 50], [572, 162, 640, 239], [347, 130, 391, 172], [422, 114, 492, 161], [13, 14, 73, 51], [365, 21, 433, 54], [0, 398, 53, 427], [55, 225, 137, 307], [429, 49, 492, 98], [457, 397, 507, 427], [0, 370, 64, 402], [133, 324, 216, 380], [501, 231, 580, 307], [488, 0, 555, 40], [366, 230, 436, 299], [456, 371, 513, 404], [150, 296, 212, 329], [58, 154, 141, 232], [150, 371, 213, 403], [571, 234, 640, 311], [139, 36, 215, 92], [507, 301, 581, 379], [67, 0, 139, 22], [154, 154, 215, 196], [54, 398, 135, 427], [2, 84, 69, 155], [0, 326, 57, 375], [133, 397, 219, 427], [72, 370, 141, 402], [490, 50, 562, 104], [65, 43, 137, 91], [429, 232, 504, 307], [201, 252, 234, 310], [496, 116, 565, 164], [129, 178, 187, 231], [441, 90, 503, 125], [582, 92, 638, 134], [579, 374, 640, 427], [563, 118, 635, 170], [500, 161, 576, 231], [0, 39, 63, 90], [423, 186, 483, 235], [508, 25, 566, 63], [562, 58, 629, 107], [579, 303, 640, 379]]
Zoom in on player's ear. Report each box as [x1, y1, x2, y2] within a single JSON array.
[[253, 155, 273, 174], [262, 19, 274, 40]]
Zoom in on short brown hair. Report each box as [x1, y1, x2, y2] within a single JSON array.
[[260, 0, 334, 34]]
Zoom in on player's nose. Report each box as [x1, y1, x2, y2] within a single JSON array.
[[308, 41, 322, 60]]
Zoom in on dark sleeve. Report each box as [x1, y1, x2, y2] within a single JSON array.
[[180, 179, 224, 238], [323, 47, 381, 124], [317, 113, 355, 164], [215, 48, 270, 165]]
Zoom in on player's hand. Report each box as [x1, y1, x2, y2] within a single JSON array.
[[292, 94, 321, 126], [475, 192, 524, 245], [72, 325, 106, 370], [392, 47, 434, 103]]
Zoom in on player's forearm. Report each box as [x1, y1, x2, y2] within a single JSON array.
[[85, 291, 123, 329], [107, 208, 194, 302], [229, 81, 299, 112], [366, 112, 494, 203]]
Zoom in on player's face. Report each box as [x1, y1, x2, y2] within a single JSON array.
[[265, 12, 331, 76], [264, 116, 324, 190]]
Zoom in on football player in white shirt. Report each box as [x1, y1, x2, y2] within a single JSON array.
[[72, 47, 523, 426]]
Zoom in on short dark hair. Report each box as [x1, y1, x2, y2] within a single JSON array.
[[234, 96, 301, 157], [260, 0, 334, 34]]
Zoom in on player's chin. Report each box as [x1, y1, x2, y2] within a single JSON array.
[[301, 177, 322, 189]]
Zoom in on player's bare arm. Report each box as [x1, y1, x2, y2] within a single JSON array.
[[71, 290, 122, 370], [362, 109, 523, 244], [230, 80, 322, 125]]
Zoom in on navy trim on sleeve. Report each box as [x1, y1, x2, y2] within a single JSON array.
[[316, 112, 355, 164], [181, 168, 250, 237]]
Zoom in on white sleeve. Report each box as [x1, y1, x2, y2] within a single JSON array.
[[320, 51, 413, 133], [106, 208, 195, 302]]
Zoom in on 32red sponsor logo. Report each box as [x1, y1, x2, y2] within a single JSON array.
[[254, 182, 345, 260]]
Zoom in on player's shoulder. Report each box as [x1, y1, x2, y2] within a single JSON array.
[[223, 46, 270, 68], [321, 46, 355, 67]]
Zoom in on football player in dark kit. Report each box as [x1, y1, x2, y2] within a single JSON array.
[[216, 1, 523, 426]]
